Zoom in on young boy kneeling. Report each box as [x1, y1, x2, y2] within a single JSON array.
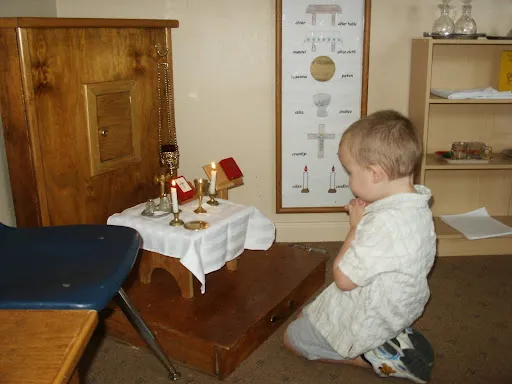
[[284, 110, 436, 384]]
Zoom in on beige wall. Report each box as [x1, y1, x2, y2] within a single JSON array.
[[1, 0, 510, 237], [0, 0, 56, 17], [0, 0, 57, 226]]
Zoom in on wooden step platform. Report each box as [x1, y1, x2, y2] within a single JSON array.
[[104, 244, 328, 380]]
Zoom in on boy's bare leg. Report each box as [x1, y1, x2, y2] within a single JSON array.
[[315, 356, 371, 368], [283, 331, 371, 368]]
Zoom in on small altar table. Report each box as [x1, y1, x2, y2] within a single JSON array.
[[107, 199, 275, 298]]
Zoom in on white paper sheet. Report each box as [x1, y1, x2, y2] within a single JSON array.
[[431, 87, 512, 100], [439, 207, 512, 240]]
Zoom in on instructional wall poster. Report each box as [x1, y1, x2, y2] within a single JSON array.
[[276, 0, 371, 213]]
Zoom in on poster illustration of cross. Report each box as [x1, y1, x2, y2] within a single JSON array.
[[307, 124, 336, 158]]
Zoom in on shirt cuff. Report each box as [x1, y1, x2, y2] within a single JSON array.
[[337, 251, 367, 287]]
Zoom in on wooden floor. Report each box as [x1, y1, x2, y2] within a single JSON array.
[[104, 244, 328, 379]]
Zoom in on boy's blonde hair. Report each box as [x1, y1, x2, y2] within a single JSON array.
[[339, 110, 422, 180]]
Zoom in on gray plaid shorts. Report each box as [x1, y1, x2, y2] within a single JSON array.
[[285, 312, 347, 361]]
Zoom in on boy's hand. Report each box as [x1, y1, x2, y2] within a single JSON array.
[[344, 198, 367, 228]]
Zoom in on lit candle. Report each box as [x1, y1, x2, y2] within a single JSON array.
[[209, 162, 217, 195], [171, 179, 179, 213]]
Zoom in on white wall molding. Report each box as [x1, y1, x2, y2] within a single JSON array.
[[275, 221, 349, 242]]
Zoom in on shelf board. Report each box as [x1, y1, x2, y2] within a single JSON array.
[[434, 216, 512, 257], [429, 95, 512, 104], [422, 38, 512, 46], [434, 216, 512, 239], [425, 153, 512, 170]]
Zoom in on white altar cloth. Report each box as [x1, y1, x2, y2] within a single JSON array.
[[107, 199, 275, 293]]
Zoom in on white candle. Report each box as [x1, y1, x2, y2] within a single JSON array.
[[171, 179, 179, 213], [209, 162, 217, 195]]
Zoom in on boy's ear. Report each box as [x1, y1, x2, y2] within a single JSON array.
[[369, 164, 386, 183]]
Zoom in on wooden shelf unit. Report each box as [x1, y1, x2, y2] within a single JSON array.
[[409, 38, 512, 256]]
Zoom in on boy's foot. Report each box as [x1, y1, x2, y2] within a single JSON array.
[[363, 328, 434, 384], [395, 328, 435, 366]]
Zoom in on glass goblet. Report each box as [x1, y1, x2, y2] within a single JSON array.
[[193, 178, 209, 214]]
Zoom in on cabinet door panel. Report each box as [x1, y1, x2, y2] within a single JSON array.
[[24, 27, 167, 225]]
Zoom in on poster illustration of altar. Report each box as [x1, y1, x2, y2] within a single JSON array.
[[276, 0, 371, 213]]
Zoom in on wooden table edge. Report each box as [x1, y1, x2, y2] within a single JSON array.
[[55, 310, 98, 384]]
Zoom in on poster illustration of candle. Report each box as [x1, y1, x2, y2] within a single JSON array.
[[276, 0, 371, 213]]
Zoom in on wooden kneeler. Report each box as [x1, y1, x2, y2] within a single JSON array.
[[138, 251, 238, 299]]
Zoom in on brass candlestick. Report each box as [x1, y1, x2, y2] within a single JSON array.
[[193, 178, 209, 214], [169, 211, 184, 226], [207, 193, 219, 206]]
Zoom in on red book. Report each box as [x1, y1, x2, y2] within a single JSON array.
[[219, 157, 243, 180], [169, 176, 195, 203]]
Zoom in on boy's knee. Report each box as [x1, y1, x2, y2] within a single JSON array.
[[283, 323, 294, 347], [283, 328, 292, 349], [283, 311, 303, 345], [283, 325, 304, 357]]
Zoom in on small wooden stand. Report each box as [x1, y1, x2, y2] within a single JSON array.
[[139, 250, 238, 299], [202, 162, 244, 199]]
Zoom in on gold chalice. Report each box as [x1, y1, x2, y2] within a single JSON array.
[[194, 178, 209, 214]]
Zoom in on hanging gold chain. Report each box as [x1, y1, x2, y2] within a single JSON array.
[[156, 58, 179, 175], [163, 62, 177, 147], [157, 62, 164, 151]]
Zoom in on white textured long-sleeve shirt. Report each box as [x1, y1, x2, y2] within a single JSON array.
[[305, 185, 437, 359]]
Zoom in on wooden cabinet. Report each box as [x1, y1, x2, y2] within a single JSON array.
[[409, 38, 512, 256], [0, 18, 178, 227]]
